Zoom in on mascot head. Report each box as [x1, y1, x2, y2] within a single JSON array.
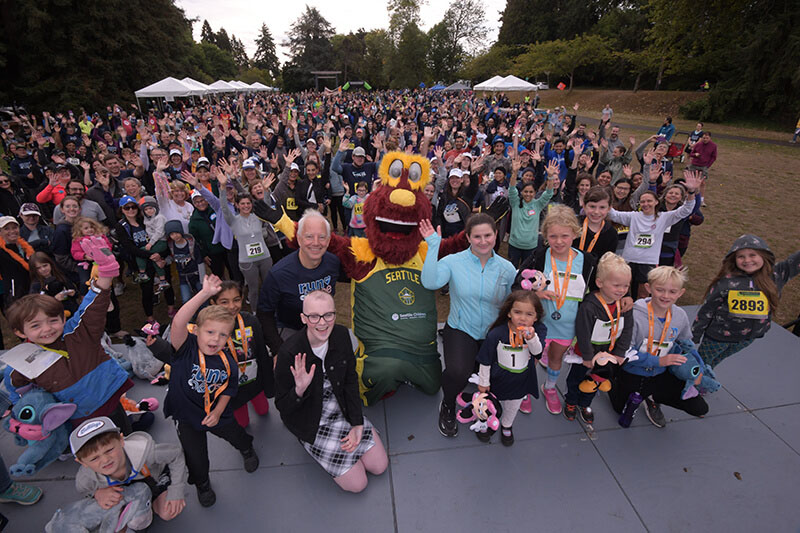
[[363, 152, 432, 265]]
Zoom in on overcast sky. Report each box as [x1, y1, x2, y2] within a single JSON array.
[[175, 0, 503, 62]]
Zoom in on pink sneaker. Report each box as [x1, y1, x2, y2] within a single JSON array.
[[519, 394, 532, 414], [541, 384, 562, 415]]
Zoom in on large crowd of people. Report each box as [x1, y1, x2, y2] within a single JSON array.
[[0, 89, 796, 529]]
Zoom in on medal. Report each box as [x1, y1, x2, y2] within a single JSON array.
[[551, 311, 561, 320]]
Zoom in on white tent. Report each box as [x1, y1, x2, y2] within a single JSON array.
[[249, 82, 270, 91], [228, 80, 251, 92], [208, 80, 236, 93], [134, 77, 195, 98], [181, 77, 212, 96], [473, 75, 504, 91], [492, 75, 538, 91]]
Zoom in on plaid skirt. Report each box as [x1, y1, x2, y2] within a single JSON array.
[[698, 338, 755, 368], [303, 377, 375, 478]]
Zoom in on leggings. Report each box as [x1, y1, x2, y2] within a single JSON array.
[[176, 420, 253, 486], [697, 338, 755, 368], [240, 258, 273, 311], [609, 370, 708, 417], [500, 398, 523, 428], [441, 325, 483, 409], [329, 195, 345, 231], [208, 252, 228, 278], [141, 264, 175, 317]]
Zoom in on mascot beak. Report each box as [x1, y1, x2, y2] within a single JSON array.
[[389, 188, 416, 207]]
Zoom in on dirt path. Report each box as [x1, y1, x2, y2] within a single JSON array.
[[576, 115, 797, 147]]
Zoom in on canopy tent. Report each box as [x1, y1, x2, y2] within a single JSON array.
[[473, 75, 504, 91], [208, 80, 236, 93], [228, 80, 251, 91], [249, 82, 271, 91], [443, 81, 471, 92], [492, 75, 538, 92], [429, 83, 447, 91], [134, 77, 195, 98], [181, 77, 212, 96]]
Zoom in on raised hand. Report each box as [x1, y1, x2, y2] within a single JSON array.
[[262, 172, 276, 190], [291, 353, 316, 397], [622, 164, 632, 178], [546, 159, 559, 176], [418, 218, 438, 239], [81, 236, 119, 278], [201, 274, 222, 296], [181, 169, 198, 187]]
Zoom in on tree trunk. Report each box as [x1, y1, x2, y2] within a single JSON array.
[[568, 71, 574, 92], [633, 72, 642, 93], [654, 56, 666, 91], [545, 71, 550, 85]]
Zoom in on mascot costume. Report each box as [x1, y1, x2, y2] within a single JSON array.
[[270, 152, 467, 405]]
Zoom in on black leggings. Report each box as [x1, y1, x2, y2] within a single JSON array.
[[329, 195, 345, 231], [441, 325, 482, 409], [141, 263, 175, 317], [609, 369, 708, 417], [208, 252, 228, 278], [176, 420, 253, 485]]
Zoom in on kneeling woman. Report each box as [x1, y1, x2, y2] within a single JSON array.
[[275, 291, 388, 493]]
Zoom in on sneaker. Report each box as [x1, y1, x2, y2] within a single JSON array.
[[157, 279, 171, 291], [563, 403, 577, 421], [438, 400, 458, 437], [644, 398, 666, 428], [541, 384, 562, 415], [241, 446, 259, 473], [519, 394, 532, 414], [196, 480, 216, 507], [134, 272, 150, 283], [578, 406, 594, 425], [476, 428, 494, 443], [0, 482, 42, 505], [500, 426, 514, 447], [153, 284, 163, 295]]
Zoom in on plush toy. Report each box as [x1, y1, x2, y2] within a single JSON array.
[[519, 269, 549, 291], [45, 481, 152, 533], [4, 386, 76, 477], [668, 339, 721, 399], [263, 152, 469, 405], [456, 391, 503, 434], [578, 353, 622, 394], [118, 334, 165, 380]]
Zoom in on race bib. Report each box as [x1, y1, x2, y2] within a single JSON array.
[[727, 290, 769, 319], [591, 317, 625, 345], [0, 344, 64, 380], [246, 242, 265, 258], [634, 233, 653, 248], [286, 197, 297, 211], [238, 359, 258, 386], [496, 343, 529, 373], [638, 338, 672, 359], [353, 203, 364, 215], [546, 271, 586, 302], [526, 208, 537, 216]]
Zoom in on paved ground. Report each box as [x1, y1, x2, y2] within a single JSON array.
[[2, 306, 800, 532]]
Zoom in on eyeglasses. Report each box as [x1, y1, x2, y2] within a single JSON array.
[[302, 311, 336, 324]]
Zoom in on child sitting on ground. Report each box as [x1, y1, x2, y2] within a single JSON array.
[[53, 416, 188, 530], [141, 196, 170, 292], [164, 274, 259, 508], [6, 236, 134, 433]]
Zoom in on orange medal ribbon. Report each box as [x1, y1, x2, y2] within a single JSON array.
[[646, 301, 672, 357], [197, 347, 231, 415], [550, 249, 575, 312], [579, 218, 603, 253], [596, 295, 620, 351]]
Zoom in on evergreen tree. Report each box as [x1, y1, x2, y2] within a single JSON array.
[[230, 35, 250, 70], [200, 19, 216, 45], [284, 5, 335, 85], [253, 23, 281, 80], [215, 28, 232, 54]]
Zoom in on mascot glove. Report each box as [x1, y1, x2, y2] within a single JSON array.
[[80, 236, 120, 278]]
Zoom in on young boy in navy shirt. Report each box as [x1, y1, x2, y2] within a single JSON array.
[[164, 274, 259, 507]]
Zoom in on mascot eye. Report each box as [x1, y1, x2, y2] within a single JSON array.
[[408, 162, 422, 182], [19, 406, 35, 422], [388, 159, 403, 179]]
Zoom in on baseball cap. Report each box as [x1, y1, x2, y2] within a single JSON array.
[[19, 203, 41, 216], [306, 137, 317, 146], [119, 195, 138, 207], [448, 169, 463, 178], [169, 148, 182, 157], [190, 190, 203, 201], [0, 216, 18, 228], [289, 162, 300, 171], [196, 156, 210, 169], [352, 146, 366, 158], [242, 158, 256, 170], [70, 416, 120, 456]]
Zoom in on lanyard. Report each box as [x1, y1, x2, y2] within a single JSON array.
[[550, 249, 574, 311], [579, 218, 603, 253], [198, 348, 231, 415], [646, 301, 671, 356], [105, 463, 150, 487], [508, 324, 527, 348], [35, 344, 69, 359], [232, 314, 249, 363], [596, 295, 620, 351]]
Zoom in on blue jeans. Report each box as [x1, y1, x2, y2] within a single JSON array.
[[507, 244, 534, 269], [564, 362, 595, 408], [179, 275, 202, 304]]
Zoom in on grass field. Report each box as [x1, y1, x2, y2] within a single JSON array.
[[2, 90, 798, 346]]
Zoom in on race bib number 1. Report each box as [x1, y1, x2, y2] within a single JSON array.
[[727, 290, 769, 319], [634, 233, 653, 248], [497, 343, 529, 373]]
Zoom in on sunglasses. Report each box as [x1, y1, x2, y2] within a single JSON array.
[[0, 180, 9, 185], [122, 204, 138, 210]]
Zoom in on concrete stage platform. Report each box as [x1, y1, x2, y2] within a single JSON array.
[[2, 307, 800, 532]]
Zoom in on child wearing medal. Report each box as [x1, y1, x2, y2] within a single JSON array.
[[565, 252, 633, 423], [692, 235, 800, 368], [164, 274, 259, 508], [514, 205, 597, 416], [573, 187, 618, 263], [609, 266, 709, 428], [475, 290, 546, 446], [210, 280, 274, 428]]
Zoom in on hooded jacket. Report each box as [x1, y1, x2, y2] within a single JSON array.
[[692, 235, 800, 344]]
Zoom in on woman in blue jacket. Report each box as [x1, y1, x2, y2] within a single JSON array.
[[420, 213, 517, 438]]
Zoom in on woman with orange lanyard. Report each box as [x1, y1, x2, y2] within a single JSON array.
[[164, 274, 259, 507], [609, 266, 708, 427], [513, 205, 597, 415], [210, 280, 274, 428]]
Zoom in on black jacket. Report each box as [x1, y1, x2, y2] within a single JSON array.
[[274, 325, 363, 444]]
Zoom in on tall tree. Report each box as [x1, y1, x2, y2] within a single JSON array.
[[387, 0, 426, 43], [459, 45, 514, 83], [332, 32, 367, 81], [200, 20, 216, 45], [230, 35, 249, 70], [515, 34, 611, 91], [284, 6, 335, 73], [215, 28, 232, 54], [388, 22, 429, 88], [441, 0, 487, 55], [363, 29, 392, 88], [253, 23, 281, 81], [427, 21, 463, 82], [498, 0, 612, 46]]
